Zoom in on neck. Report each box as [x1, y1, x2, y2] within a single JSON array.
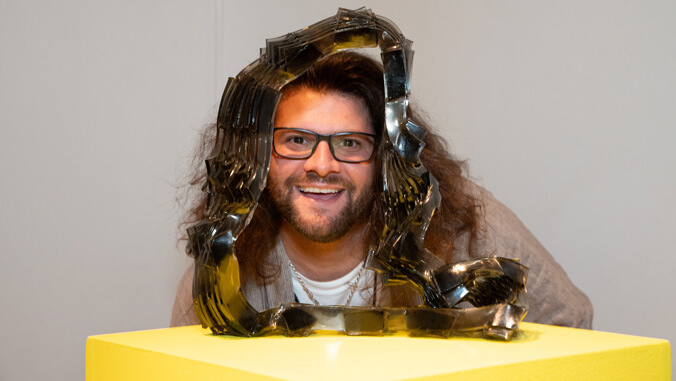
[[280, 222, 370, 282]]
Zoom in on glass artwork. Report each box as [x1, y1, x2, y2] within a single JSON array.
[[188, 7, 529, 340]]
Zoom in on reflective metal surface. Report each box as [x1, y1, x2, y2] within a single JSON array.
[[188, 7, 528, 340]]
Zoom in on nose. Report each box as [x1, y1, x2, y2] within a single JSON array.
[[304, 141, 341, 177]]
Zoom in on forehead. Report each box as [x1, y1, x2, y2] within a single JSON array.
[[274, 89, 374, 135]]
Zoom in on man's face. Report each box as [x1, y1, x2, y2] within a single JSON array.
[[268, 88, 377, 243]]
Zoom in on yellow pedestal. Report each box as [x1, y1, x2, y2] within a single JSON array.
[[86, 323, 671, 380]]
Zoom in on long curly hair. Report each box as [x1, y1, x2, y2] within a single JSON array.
[[178, 51, 484, 280]]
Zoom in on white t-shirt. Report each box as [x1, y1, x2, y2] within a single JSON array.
[[290, 262, 374, 306]]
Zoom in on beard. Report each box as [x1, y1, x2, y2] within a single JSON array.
[[267, 172, 375, 243]]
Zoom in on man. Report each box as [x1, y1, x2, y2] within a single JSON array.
[[171, 52, 593, 329]]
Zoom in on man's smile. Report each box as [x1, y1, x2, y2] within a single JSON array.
[[296, 186, 344, 201], [298, 186, 342, 194]]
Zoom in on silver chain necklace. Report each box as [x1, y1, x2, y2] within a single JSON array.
[[286, 256, 364, 306]]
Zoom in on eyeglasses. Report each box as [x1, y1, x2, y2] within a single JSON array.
[[273, 128, 379, 163]]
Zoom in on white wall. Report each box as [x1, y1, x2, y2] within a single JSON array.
[[1, 1, 673, 379], [0, 1, 212, 379]]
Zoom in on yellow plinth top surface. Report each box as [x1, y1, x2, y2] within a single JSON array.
[[86, 322, 671, 380]]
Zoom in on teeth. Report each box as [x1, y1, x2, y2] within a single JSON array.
[[299, 187, 340, 194]]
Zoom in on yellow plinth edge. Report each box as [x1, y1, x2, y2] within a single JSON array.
[[86, 323, 671, 381]]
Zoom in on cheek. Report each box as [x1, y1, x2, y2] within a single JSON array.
[[348, 164, 377, 191], [268, 156, 298, 182], [268, 157, 280, 180], [268, 158, 285, 187]]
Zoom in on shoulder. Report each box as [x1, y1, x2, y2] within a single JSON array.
[[458, 181, 594, 328], [458, 180, 549, 260], [170, 263, 200, 327]]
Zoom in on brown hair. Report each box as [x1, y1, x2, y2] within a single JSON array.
[[179, 51, 484, 279]]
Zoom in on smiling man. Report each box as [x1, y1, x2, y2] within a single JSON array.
[[171, 52, 593, 327], [269, 80, 379, 305], [270, 90, 376, 247]]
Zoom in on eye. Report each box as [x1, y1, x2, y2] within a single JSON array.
[[339, 138, 358, 148], [281, 133, 313, 146], [335, 136, 365, 148], [291, 136, 307, 145], [276, 130, 316, 151]]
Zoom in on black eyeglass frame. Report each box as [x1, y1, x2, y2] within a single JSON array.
[[273, 127, 380, 163]]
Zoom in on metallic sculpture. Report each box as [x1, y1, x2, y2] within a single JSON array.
[[188, 7, 528, 340]]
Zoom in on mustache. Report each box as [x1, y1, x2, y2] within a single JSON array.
[[284, 172, 355, 191]]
